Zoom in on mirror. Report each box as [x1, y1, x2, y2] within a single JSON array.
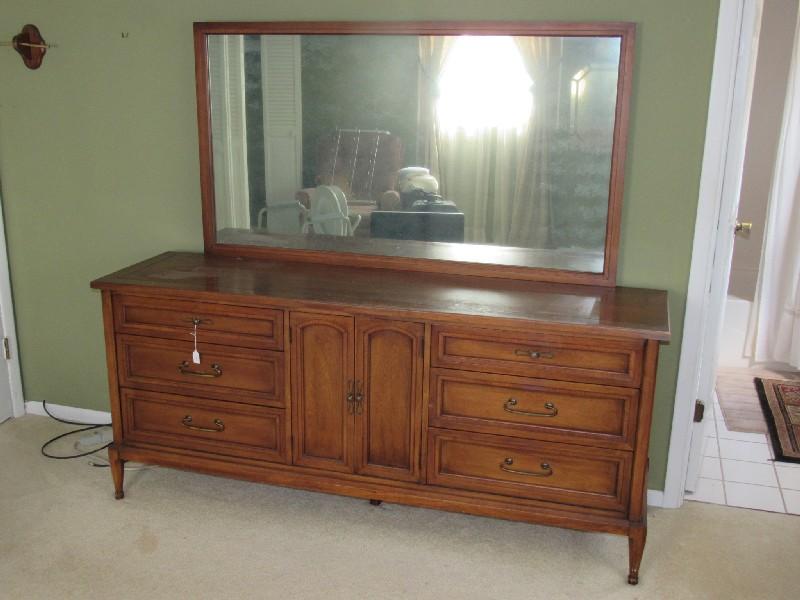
[[195, 22, 634, 284]]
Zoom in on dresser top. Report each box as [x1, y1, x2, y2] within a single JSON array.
[[91, 252, 670, 341]]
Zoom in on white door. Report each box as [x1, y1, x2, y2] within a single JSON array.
[[0, 193, 23, 423], [0, 315, 14, 423]]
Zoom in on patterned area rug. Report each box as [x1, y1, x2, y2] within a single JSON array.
[[755, 378, 800, 463]]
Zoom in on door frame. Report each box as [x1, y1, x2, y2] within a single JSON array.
[[662, 0, 763, 508], [0, 190, 24, 418]]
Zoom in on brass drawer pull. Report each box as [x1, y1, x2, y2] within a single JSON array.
[[178, 361, 222, 378], [504, 398, 558, 418], [500, 457, 553, 477], [181, 415, 225, 432], [514, 348, 555, 359]]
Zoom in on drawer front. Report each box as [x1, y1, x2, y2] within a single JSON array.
[[117, 334, 284, 407], [114, 294, 283, 350], [427, 429, 631, 512], [431, 325, 643, 387], [430, 369, 638, 449], [121, 388, 286, 462]]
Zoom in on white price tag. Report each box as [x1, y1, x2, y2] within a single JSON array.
[[191, 321, 201, 364]]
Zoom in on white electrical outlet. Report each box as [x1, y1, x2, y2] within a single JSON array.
[[75, 427, 113, 451]]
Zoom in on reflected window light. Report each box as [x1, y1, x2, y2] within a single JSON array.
[[571, 68, 588, 99], [436, 36, 533, 134], [570, 66, 589, 133]]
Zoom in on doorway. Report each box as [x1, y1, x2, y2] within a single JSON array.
[[667, 0, 800, 513]]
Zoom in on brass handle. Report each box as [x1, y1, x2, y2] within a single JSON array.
[[504, 398, 558, 418], [346, 380, 356, 414], [514, 349, 555, 360], [354, 380, 364, 415], [500, 457, 553, 477], [178, 361, 222, 378], [181, 415, 225, 432]]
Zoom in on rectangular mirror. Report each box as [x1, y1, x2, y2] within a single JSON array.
[[195, 22, 634, 284]]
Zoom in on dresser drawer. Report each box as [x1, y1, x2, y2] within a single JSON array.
[[121, 388, 287, 462], [117, 334, 284, 407], [430, 369, 639, 449], [114, 294, 283, 350], [427, 429, 631, 512], [431, 325, 643, 387]]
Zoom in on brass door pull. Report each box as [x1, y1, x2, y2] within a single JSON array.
[[503, 398, 558, 417], [500, 457, 553, 477], [514, 349, 555, 359], [354, 380, 364, 415], [346, 380, 356, 414], [181, 415, 225, 432], [178, 361, 222, 378]]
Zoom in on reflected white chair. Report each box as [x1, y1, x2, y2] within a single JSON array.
[[256, 201, 306, 232], [301, 186, 361, 236]]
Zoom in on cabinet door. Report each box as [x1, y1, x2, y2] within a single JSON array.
[[355, 317, 425, 482], [291, 312, 354, 472]]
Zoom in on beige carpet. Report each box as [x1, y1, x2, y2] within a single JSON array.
[[2, 415, 799, 600], [716, 366, 800, 433]]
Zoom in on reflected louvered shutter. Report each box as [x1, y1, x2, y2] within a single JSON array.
[[261, 35, 303, 233]]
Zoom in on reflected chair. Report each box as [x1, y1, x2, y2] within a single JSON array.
[[296, 129, 403, 237], [301, 185, 362, 236]]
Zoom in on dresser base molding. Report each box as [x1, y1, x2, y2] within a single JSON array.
[[91, 252, 670, 585]]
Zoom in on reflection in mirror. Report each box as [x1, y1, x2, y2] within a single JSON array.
[[208, 33, 622, 274]]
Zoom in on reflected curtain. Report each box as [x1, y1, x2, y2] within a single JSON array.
[[435, 129, 525, 244], [428, 37, 527, 245], [746, 12, 800, 367], [208, 35, 250, 230], [417, 37, 453, 173], [509, 37, 554, 248]]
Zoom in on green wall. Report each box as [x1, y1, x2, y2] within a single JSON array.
[[0, 0, 720, 490]]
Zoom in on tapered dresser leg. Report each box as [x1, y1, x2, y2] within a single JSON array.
[[369, 499, 382, 506], [108, 445, 125, 500], [627, 524, 647, 585]]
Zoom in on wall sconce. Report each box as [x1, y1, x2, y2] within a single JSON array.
[[1, 25, 55, 70]]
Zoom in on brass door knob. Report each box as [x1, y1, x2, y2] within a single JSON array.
[[734, 220, 753, 236]]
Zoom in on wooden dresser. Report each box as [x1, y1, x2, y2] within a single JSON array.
[[92, 251, 669, 584]]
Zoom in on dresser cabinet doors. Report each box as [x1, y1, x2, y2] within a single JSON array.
[[355, 317, 424, 482], [290, 312, 355, 473], [290, 312, 424, 482]]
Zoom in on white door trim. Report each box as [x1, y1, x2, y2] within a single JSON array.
[[0, 193, 24, 418], [662, 0, 763, 508]]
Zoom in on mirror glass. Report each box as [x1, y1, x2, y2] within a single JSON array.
[[206, 32, 624, 274]]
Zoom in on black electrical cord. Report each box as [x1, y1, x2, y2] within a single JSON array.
[[40, 399, 113, 461]]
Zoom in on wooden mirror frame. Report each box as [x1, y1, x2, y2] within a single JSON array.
[[194, 21, 635, 286]]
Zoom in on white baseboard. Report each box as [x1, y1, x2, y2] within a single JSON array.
[[647, 489, 665, 507], [25, 401, 111, 424]]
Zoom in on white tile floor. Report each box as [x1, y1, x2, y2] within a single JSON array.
[[684, 394, 800, 514]]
